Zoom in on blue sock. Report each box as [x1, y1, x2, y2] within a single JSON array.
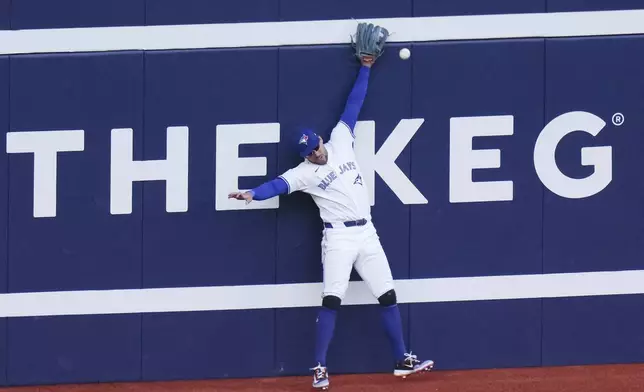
[[380, 304, 407, 362], [314, 307, 337, 366]]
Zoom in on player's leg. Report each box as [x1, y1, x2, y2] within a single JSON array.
[[314, 294, 342, 368], [377, 288, 433, 376], [311, 234, 357, 388], [354, 228, 434, 376], [311, 292, 338, 390], [353, 232, 406, 361]]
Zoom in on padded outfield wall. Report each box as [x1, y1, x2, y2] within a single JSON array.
[[1, 0, 644, 387]]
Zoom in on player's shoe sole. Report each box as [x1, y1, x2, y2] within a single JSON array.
[[394, 359, 434, 378], [312, 378, 329, 390]]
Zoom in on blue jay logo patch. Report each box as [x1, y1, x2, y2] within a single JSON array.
[[299, 134, 309, 145], [354, 174, 363, 186]]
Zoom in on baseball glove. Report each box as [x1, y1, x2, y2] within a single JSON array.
[[351, 22, 390, 63]]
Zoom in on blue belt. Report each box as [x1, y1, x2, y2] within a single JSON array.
[[324, 218, 367, 229]]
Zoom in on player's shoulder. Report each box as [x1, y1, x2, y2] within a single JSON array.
[[330, 119, 355, 145], [287, 158, 318, 176], [278, 159, 318, 193], [333, 119, 352, 134]]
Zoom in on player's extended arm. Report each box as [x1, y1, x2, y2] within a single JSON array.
[[228, 177, 289, 203], [339, 65, 371, 136], [250, 177, 288, 200]]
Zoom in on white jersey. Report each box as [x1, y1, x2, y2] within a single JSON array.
[[279, 121, 371, 225]]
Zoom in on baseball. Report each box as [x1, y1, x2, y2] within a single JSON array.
[[399, 48, 411, 60]]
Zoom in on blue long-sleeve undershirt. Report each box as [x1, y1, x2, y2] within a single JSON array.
[[249, 177, 289, 200], [339, 65, 371, 134]]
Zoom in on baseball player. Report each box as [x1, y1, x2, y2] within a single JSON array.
[[228, 23, 434, 389]]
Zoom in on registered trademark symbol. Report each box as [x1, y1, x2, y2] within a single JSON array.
[[612, 112, 625, 126]]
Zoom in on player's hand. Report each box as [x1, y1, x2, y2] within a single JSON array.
[[228, 191, 254, 204], [360, 55, 375, 67]]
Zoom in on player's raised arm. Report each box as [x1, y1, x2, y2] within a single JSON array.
[[338, 63, 371, 136], [333, 22, 389, 144]]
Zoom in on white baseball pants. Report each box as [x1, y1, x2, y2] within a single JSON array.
[[320, 220, 394, 301]]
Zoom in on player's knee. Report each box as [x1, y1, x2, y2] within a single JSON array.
[[378, 289, 397, 307], [322, 295, 342, 311]]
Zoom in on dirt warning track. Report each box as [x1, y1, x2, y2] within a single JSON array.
[[3, 363, 644, 392]]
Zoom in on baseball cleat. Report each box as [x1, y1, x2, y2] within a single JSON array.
[[393, 351, 434, 378], [310, 363, 330, 389]]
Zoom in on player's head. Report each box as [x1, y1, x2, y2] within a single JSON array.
[[297, 129, 327, 165]]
